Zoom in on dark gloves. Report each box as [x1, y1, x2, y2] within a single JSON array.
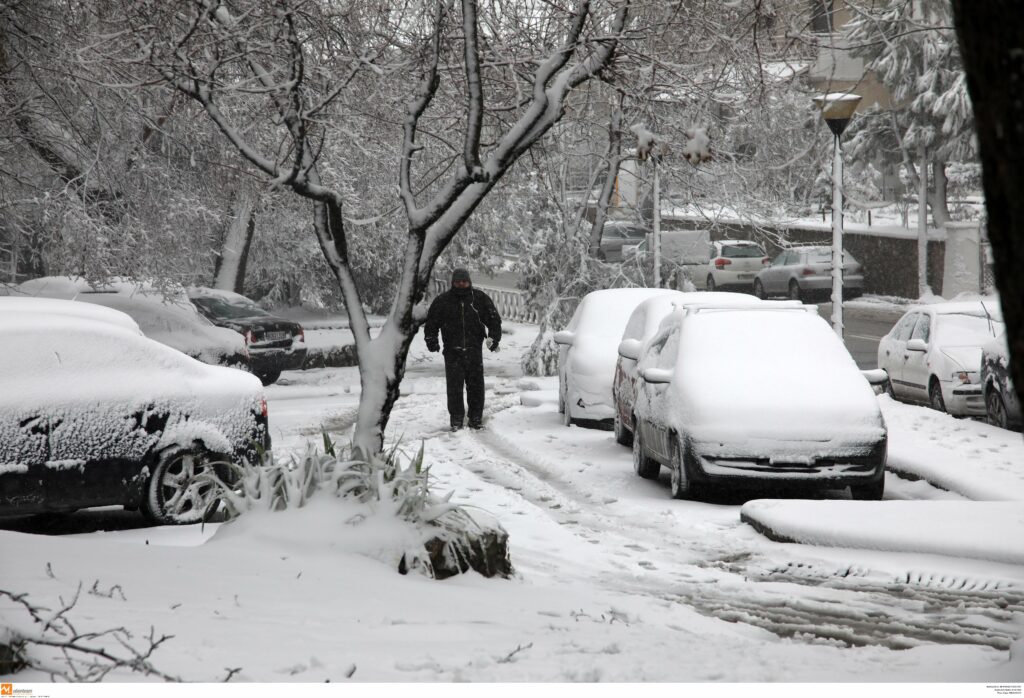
[[486, 337, 500, 353], [426, 338, 440, 353]]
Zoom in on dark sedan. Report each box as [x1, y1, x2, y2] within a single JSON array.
[[189, 288, 307, 385], [982, 333, 1022, 430], [0, 301, 269, 524]]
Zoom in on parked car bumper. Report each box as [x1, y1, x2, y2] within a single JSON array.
[[686, 437, 886, 490], [249, 346, 307, 375], [943, 380, 986, 417], [566, 379, 615, 424], [710, 269, 761, 288]]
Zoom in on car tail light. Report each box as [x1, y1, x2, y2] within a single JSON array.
[[297, 327, 305, 342], [801, 267, 816, 276], [260, 397, 268, 418], [714, 258, 732, 269], [244, 329, 256, 345], [762, 257, 770, 265]]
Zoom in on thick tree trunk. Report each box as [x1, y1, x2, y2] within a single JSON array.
[[951, 1, 1024, 412], [589, 105, 624, 258], [928, 158, 951, 228], [213, 192, 256, 293]]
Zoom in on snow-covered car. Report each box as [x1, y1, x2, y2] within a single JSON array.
[[704, 240, 768, 292], [631, 303, 887, 501], [17, 276, 250, 369], [753, 246, 863, 301], [0, 303, 270, 523], [981, 332, 1020, 430], [189, 287, 307, 385], [554, 288, 674, 427], [612, 291, 763, 446], [877, 300, 1004, 417]]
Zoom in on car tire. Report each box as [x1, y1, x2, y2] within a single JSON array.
[[258, 370, 282, 386], [885, 378, 896, 400], [669, 436, 704, 501], [561, 384, 573, 426], [987, 388, 1009, 429], [928, 378, 946, 413], [614, 412, 632, 447], [143, 445, 224, 525], [632, 425, 660, 480], [706, 275, 717, 292], [851, 478, 885, 501], [788, 279, 802, 302], [753, 279, 765, 300]]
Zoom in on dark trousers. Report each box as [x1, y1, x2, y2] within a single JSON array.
[[443, 347, 484, 426]]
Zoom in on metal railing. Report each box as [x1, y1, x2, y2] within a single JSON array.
[[430, 278, 539, 324]]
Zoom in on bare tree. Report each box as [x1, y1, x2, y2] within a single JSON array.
[[109, 0, 631, 456], [950, 1, 1024, 413]]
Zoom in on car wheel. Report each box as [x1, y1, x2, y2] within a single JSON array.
[[753, 279, 765, 300], [614, 412, 632, 447], [143, 445, 224, 525], [885, 378, 896, 400], [928, 378, 946, 413], [632, 424, 660, 480], [668, 436, 704, 501], [258, 370, 282, 386], [561, 384, 573, 426], [788, 279, 802, 302], [706, 275, 717, 292], [987, 389, 1009, 429], [850, 478, 885, 501]]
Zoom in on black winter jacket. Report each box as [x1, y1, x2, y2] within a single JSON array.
[[424, 287, 502, 352]]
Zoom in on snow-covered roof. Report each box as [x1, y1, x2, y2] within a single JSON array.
[[17, 276, 246, 363], [0, 297, 141, 335]]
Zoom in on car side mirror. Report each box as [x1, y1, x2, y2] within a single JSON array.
[[906, 338, 927, 352], [618, 338, 642, 361], [553, 330, 575, 346], [642, 368, 673, 384]]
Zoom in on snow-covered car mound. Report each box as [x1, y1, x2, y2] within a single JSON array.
[[16, 276, 249, 369], [631, 302, 888, 501], [188, 286, 307, 386], [613, 291, 763, 446], [554, 287, 676, 428], [0, 303, 269, 524]]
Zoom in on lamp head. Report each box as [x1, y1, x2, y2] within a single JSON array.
[[813, 92, 862, 137]]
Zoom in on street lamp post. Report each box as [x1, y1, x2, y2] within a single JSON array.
[[813, 92, 862, 340]]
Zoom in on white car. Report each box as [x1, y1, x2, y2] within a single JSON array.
[[0, 301, 269, 523], [704, 240, 767, 292], [17, 276, 250, 369], [554, 288, 674, 427], [612, 291, 763, 446], [877, 300, 1004, 416], [631, 303, 887, 500]]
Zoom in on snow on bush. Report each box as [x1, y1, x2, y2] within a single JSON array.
[[207, 435, 512, 580]]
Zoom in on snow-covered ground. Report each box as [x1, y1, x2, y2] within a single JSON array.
[[2, 321, 1023, 684]]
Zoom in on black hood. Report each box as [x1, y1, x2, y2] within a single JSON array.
[[451, 268, 472, 287]]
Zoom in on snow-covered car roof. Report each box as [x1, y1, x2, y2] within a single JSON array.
[[187, 286, 262, 309], [570, 288, 676, 338], [649, 305, 881, 440], [717, 239, 762, 247], [623, 291, 759, 343], [0, 297, 142, 335], [17, 277, 247, 364]]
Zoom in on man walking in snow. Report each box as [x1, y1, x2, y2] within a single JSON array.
[[424, 268, 502, 431]]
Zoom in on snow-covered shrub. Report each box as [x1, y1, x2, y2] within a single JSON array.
[[521, 330, 559, 377], [206, 435, 513, 580]]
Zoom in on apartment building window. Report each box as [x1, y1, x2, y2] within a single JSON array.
[[809, 0, 835, 34]]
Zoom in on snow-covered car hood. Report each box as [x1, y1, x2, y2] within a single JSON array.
[[939, 345, 982, 373]]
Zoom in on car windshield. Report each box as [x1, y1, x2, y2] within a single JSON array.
[[721, 244, 764, 258], [935, 313, 1004, 346], [192, 296, 268, 319]]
